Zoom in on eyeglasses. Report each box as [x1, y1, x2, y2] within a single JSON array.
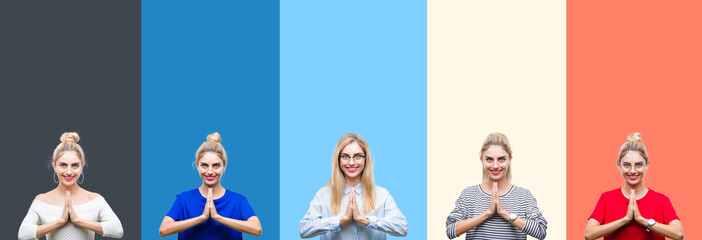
[[620, 162, 646, 171], [339, 154, 365, 161]]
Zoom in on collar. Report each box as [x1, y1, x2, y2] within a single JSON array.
[[344, 182, 363, 195]]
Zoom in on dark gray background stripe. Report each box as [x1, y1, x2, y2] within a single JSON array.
[[0, 0, 140, 239]]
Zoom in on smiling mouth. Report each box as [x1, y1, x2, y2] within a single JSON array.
[[490, 170, 502, 175], [205, 176, 216, 181], [347, 167, 358, 173], [628, 175, 639, 180], [63, 176, 74, 181]]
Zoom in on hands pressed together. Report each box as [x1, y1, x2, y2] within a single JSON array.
[[624, 189, 648, 226], [339, 187, 369, 226], [485, 182, 512, 222], [59, 191, 82, 226], [200, 187, 221, 222]]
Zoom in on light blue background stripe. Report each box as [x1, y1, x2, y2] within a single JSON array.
[[142, 1, 280, 239], [280, 1, 427, 239]]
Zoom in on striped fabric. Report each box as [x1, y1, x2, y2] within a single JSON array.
[[445, 185, 547, 240]]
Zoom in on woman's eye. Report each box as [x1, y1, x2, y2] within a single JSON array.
[[214, 164, 220, 168], [72, 164, 79, 168], [636, 163, 643, 167], [60, 163, 67, 167]]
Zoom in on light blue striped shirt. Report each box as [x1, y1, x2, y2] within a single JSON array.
[[300, 183, 408, 240]]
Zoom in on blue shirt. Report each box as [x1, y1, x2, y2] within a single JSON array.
[[299, 183, 408, 240], [166, 188, 256, 240]]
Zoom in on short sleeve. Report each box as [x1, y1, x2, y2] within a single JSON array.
[[239, 197, 256, 221], [588, 193, 606, 224], [166, 194, 183, 221], [662, 196, 680, 224]]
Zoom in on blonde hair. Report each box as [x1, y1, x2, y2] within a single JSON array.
[[195, 132, 228, 166], [329, 133, 375, 215], [480, 132, 512, 182], [617, 132, 649, 164], [53, 132, 85, 166]]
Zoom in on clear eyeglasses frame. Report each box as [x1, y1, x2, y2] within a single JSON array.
[[620, 162, 646, 171], [339, 154, 365, 161]]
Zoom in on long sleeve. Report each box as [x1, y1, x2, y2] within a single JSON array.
[[98, 200, 123, 239], [445, 193, 467, 239], [299, 191, 340, 238], [366, 192, 407, 236], [521, 191, 547, 240], [18, 208, 40, 240]]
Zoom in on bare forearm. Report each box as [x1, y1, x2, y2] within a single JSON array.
[[454, 212, 491, 236], [645, 220, 684, 240], [584, 218, 628, 240], [159, 216, 206, 237], [212, 215, 262, 237], [73, 218, 104, 235], [36, 219, 67, 238]]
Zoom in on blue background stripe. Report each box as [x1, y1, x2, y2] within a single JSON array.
[[142, 1, 279, 239], [280, 0, 427, 239]]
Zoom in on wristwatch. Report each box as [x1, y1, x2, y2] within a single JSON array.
[[646, 219, 656, 232], [508, 213, 518, 225]]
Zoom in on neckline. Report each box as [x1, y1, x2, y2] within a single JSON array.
[[197, 188, 229, 201], [34, 196, 103, 208], [478, 184, 514, 197], [619, 187, 650, 201]]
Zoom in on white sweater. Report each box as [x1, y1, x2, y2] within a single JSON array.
[[18, 197, 123, 240]]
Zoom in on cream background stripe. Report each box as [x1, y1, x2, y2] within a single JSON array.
[[428, 0, 566, 239]]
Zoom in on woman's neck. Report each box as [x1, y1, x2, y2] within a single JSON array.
[[622, 182, 648, 198], [200, 183, 225, 198], [57, 183, 81, 193], [344, 176, 361, 188], [482, 178, 512, 194]]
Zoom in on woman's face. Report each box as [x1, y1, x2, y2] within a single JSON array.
[[481, 145, 511, 182], [53, 151, 83, 186], [198, 152, 225, 187], [619, 151, 647, 186], [339, 142, 366, 182]]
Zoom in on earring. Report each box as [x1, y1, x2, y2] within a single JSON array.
[[53, 173, 59, 184], [78, 173, 85, 184]]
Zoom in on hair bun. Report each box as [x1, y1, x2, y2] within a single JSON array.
[[626, 132, 642, 143], [206, 132, 222, 143], [60, 132, 80, 143]]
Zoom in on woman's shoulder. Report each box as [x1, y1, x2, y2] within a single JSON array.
[[645, 189, 671, 201], [85, 190, 103, 200], [373, 185, 390, 194], [315, 185, 332, 196], [509, 185, 540, 199], [223, 189, 248, 201], [600, 188, 623, 198], [175, 188, 202, 199], [460, 184, 482, 194]]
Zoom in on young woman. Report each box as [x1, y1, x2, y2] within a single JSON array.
[[159, 132, 262, 239], [18, 132, 124, 240], [445, 132, 547, 240], [584, 132, 684, 240], [299, 133, 408, 239]]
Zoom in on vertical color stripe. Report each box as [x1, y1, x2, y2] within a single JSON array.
[[142, 1, 279, 239], [280, 1, 427, 239], [1, 0, 141, 238], [428, 0, 566, 238], [567, 1, 702, 239]]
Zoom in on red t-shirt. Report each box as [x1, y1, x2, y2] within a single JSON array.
[[589, 188, 680, 240]]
